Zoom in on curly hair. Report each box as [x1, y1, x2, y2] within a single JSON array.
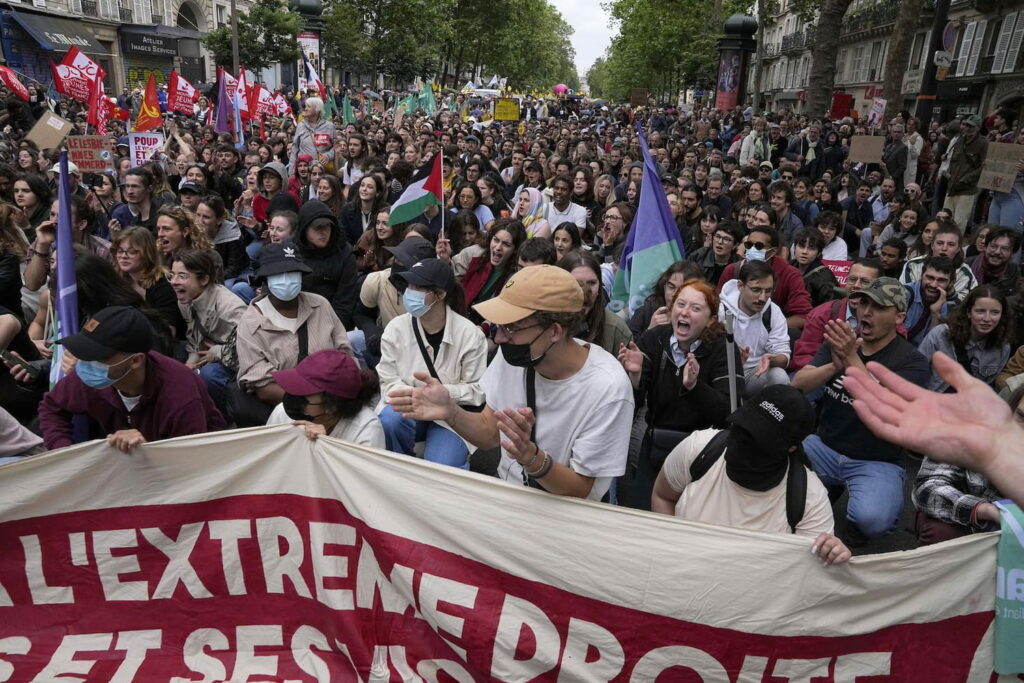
[[157, 205, 213, 251]]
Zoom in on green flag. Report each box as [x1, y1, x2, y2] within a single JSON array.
[[323, 92, 337, 119], [342, 95, 356, 125], [418, 85, 437, 115]]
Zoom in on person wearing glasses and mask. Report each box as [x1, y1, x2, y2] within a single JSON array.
[[387, 265, 634, 501], [378, 259, 487, 469], [39, 306, 224, 453]]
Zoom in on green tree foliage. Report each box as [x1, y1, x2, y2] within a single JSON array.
[[203, 0, 302, 73], [593, 0, 747, 101]]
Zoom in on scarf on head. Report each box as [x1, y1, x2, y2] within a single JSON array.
[[512, 187, 547, 229]]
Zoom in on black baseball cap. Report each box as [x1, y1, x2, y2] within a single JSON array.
[[258, 242, 312, 277], [385, 235, 435, 267], [178, 181, 205, 195], [727, 385, 817, 455], [57, 306, 153, 361], [398, 258, 455, 290]]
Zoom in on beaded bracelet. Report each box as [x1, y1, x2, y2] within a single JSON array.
[[528, 453, 553, 479]]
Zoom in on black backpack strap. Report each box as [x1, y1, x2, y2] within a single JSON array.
[[296, 322, 309, 362], [411, 318, 441, 381], [762, 305, 772, 332], [785, 452, 808, 534], [688, 430, 731, 482], [524, 366, 543, 489]]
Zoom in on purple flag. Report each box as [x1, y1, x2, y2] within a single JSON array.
[[214, 69, 233, 134], [54, 150, 78, 377]]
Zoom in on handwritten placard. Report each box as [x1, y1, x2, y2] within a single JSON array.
[[979, 141, 1023, 192]]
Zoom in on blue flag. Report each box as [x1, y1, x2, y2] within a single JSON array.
[[53, 151, 78, 379], [233, 83, 245, 151], [214, 70, 233, 134], [610, 122, 684, 314]]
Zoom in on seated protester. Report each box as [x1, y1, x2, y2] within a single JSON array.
[[684, 204, 720, 256], [903, 255, 954, 346], [551, 220, 584, 262], [13, 174, 53, 243], [789, 259, 881, 372], [905, 215, 937, 260], [233, 209, 299, 303], [910, 385, 1024, 545], [793, 278, 930, 542], [560, 250, 631, 354], [790, 177, 819, 226], [266, 349, 384, 448], [235, 243, 352, 426], [156, 206, 218, 273], [388, 265, 634, 501], [595, 203, 633, 264], [463, 218, 528, 324], [438, 211, 486, 281], [358, 236, 436, 345], [110, 168, 162, 233], [629, 261, 704, 336], [178, 181, 204, 213], [839, 181, 874, 257], [544, 175, 586, 232], [814, 210, 848, 261], [354, 208, 405, 274], [688, 220, 742, 286], [378, 259, 487, 469], [651, 385, 850, 564], [790, 227, 839, 307], [965, 223, 991, 260], [170, 249, 247, 416], [340, 174, 389, 246], [876, 205, 923, 252], [287, 154, 313, 200], [899, 218, 977, 305], [112, 227, 185, 339], [518, 237, 558, 267], [295, 200, 359, 329], [860, 191, 907, 258], [510, 187, 552, 239], [195, 195, 250, 284], [619, 278, 745, 510], [252, 162, 299, 226], [720, 260, 791, 396], [967, 226, 1020, 297], [0, 405, 44, 464], [452, 181, 496, 230], [717, 226, 813, 330], [918, 285, 1012, 393], [768, 180, 805, 258], [878, 237, 907, 279], [24, 195, 111, 294], [39, 306, 224, 451]]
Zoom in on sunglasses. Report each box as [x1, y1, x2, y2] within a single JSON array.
[[744, 241, 770, 251]]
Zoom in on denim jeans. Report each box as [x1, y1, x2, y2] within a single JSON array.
[[987, 186, 1024, 231], [803, 434, 905, 538], [199, 361, 234, 419], [378, 405, 469, 469]]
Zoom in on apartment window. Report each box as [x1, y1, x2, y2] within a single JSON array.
[[851, 45, 866, 82], [836, 48, 848, 83], [216, 4, 227, 27]]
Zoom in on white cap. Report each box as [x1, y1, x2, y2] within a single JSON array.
[[50, 161, 80, 176]]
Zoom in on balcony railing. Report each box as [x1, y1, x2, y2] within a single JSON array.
[[841, 0, 900, 34], [781, 31, 805, 51], [81, 0, 97, 15], [119, 5, 132, 21], [151, 13, 163, 24], [763, 42, 781, 57]]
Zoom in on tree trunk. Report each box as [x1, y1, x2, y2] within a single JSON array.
[[881, 0, 926, 121], [453, 44, 465, 87], [806, 0, 855, 118]]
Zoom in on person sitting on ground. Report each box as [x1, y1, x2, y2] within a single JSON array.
[[903, 255, 954, 346], [688, 220, 742, 286], [378, 258, 487, 469], [38, 306, 224, 452], [720, 260, 791, 396], [559, 249, 631, 354], [967, 226, 1020, 297], [628, 261, 705, 337], [517, 237, 559, 267], [790, 227, 840, 307], [195, 194, 250, 285], [918, 284, 1012, 393], [388, 265, 634, 501], [877, 237, 907, 279], [652, 384, 851, 565], [899, 218, 977, 305], [266, 349, 383, 447], [792, 278, 930, 543], [294, 199, 359, 329]]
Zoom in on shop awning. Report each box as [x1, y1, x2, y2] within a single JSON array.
[[120, 23, 205, 40], [7, 10, 107, 54]]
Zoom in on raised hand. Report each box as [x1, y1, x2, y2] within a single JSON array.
[[617, 341, 643, 375], [682, 353, 700, 390]]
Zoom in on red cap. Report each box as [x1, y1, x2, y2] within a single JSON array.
[[270, 350, 360, 399]]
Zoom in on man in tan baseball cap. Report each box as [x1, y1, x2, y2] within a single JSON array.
[[387, 265, 634, 501]]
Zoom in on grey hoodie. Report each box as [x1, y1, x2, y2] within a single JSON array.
[[257, 162, 288, 199]]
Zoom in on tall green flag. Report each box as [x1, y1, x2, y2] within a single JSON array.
[[419, 85, 437, 115], [323, 92, 337, 119], [342, 95, 356, 125]]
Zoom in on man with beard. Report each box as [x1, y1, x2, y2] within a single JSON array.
[[903, 256, 954, 346], [968, 226, 1020, 296], [651, 384, 850, 565], [793, 278, 930, 543]]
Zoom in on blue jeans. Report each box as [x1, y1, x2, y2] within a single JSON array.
[[230, 281, 257, 303], [347, 329, 366, 368], [988, 187, 1024, 231], [378, 405, 469, 469], [803, 434, 905, 538], [199, 361, 234, 418]]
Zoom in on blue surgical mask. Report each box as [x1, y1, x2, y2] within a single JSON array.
[[267, 272, 302, 301], [76, 355, 136, 389], [745, 247, 767, 262], [403, 289, 434, 318]]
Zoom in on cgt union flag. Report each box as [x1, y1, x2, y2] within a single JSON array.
[[0, 427, 1007, 681]]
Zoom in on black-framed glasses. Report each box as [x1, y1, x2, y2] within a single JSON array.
[[713, 234, 734, 243]]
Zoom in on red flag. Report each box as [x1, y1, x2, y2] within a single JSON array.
[[133, 74, 162, 132], [106, 98, 128, 122], [87, 66, 107, 132], [0, 66, 29, 101], [57, 47, 100, 103], [252, 84, 274, 119], [236, 68, 251, 122], [167, 70, 200, 115]]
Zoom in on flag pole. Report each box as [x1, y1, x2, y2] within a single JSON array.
[[439, 146, 445, 241]]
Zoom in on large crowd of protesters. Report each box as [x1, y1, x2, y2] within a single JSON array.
[[1, 79, 1022, 561]]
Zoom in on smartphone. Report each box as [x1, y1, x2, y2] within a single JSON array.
[[1, 350, 41, 379]]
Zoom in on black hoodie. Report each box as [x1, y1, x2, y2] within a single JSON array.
[[295, 200, 359, 328]]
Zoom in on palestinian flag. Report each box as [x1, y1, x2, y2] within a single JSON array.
[[388, 155, 443, 226]]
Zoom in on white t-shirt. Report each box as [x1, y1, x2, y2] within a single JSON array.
[[256, 297, 299, 332], [266, 404, 386, 449], [545, 201, 587, 230], [481, 340, 634, 501], [661, 429, 834, 538]]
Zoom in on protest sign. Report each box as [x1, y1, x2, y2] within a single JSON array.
[[25, 113, 73, 150], [128, 131, 164, 168], [823, 259, 854, 287], [494, 98, 520, 121], [866, 97, 887, 128], [979, 141, 1024, 192], [630, 88, 649, 107], [67, 135, 114, 174], [0, 427, 1003, 680], [848, 135, 885, 163]]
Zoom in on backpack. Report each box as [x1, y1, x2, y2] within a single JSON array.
[[688, 430, 807, 533]]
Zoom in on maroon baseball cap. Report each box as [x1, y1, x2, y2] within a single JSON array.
[[270, 349, 360, 399]]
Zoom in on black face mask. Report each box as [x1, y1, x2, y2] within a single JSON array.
[[500, 326, 552, 368], [282, 393, 311, 421]]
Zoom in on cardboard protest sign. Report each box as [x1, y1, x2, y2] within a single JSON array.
[[848, 135, 885, 163], [979, 141, 1024, 192], [128, 132, 164, 168], [630, 88, 649, 106], [26, 113, 73, 150], [0, 427, 1004, 680], [67, 135, 114, 174]]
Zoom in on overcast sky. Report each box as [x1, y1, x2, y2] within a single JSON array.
[[549, 0, 614, 81]]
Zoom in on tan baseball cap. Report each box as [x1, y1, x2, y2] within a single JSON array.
[[472, 265, 584, 324]]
